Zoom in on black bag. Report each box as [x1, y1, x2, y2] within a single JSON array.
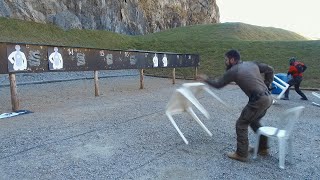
[[295, 62, 307, 73]]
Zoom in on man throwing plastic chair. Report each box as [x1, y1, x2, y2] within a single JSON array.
[[197, 49, 274, 162]]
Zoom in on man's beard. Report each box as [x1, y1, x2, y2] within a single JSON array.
[[225, 64, 232, 71]]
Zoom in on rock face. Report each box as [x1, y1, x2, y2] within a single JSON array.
[[0, 0, 219, 35]]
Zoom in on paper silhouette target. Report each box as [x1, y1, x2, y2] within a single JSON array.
[[7, 45, 28, 72], [162, 54, 168, 67], [153, 53, 158, 67], [48, 47, 63, 70]]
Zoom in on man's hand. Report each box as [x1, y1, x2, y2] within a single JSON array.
[[196, 74, 208, 82], [265, 83, 274, 91]]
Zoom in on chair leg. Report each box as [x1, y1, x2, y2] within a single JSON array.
[[279, 138, 286, 169], [253, 132, 261, 159], [166, 112, 189, 144], [186, 107, 213, 136]]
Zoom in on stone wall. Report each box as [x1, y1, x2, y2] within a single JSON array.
[[0, 0, 219, 35]]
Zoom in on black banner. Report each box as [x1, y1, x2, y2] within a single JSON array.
[[1, 43, 200, 74]]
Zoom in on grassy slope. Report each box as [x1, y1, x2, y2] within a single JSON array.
[[134, 23, 319, 88], [0, 17, 319, 88], [0, 17, 135, 49]]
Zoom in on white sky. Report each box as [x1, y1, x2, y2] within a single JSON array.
[[216, 0, 320, 39]]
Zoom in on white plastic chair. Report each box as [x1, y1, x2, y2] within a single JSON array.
[[312, 92, 320, 107], [165, 87, 212, 144], [166, 83, 227, 144], [272, 75, 289, 100], [253, 106, 305, 169]]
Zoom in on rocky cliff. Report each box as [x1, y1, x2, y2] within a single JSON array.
[[0, 0, 219, 35]]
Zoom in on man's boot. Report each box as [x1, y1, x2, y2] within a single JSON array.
[[248, 146, 269, 156], [227, 152, 248, 162]]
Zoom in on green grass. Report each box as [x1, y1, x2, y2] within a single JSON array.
[[137, 22, 307, 42], [0, 17, 319, 88], [133, 23, 319, 88], [0, 17, 135, 49]]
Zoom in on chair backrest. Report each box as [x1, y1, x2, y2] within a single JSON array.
[[280, 106, 305, 138]]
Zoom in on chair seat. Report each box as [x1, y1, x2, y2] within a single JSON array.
[[259, 127, 286, 138]]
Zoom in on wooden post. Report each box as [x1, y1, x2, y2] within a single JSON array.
[[139, 69, 144, 89], [9, 73, 19, 111], [94, 70, 100, 96], [194, 66, 198, 80], [172, 68, 176, 84]]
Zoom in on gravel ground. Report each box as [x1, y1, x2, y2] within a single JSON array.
[[0, 71, 319, 179]]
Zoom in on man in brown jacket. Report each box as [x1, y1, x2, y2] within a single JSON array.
[[197, 49, 274, 162]]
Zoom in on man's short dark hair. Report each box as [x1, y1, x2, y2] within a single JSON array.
[[225, 49, 240, 61], [289, 57, 296, 65]]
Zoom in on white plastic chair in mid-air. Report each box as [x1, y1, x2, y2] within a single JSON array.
[[253, 106, 305, 169], [165, 82, 227, 144]]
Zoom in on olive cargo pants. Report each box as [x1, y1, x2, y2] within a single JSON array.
[[236, 94, 273, 157]]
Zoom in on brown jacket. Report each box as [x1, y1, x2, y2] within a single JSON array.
[[205, 61, 274, 98]]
